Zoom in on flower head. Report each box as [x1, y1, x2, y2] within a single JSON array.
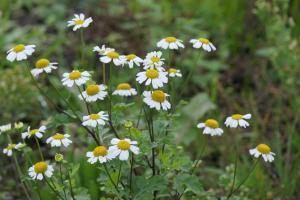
[[3, 143, 23, 157], [190, 38, 216, 52], [120, 54, 143, 68], [67, 13, 93, 31], [22, 126, 46, 139], [197, 119, 223, 136], [93, 45, 115, 56], [31, 58, 58, 77], [82, 111, 109, 127], [46, 133, 72, 147], [157, 36, 184, 49], [143, 90, 171, 111], [6, 44, 35, 62], [79, 84, 108, 102], [136, 69, 168, 89], [86, 146, 113, 164], [62, 70, 90, 87], [100, 50, 125, 66], [249, 144, 275, 162], [225, 114, 251, 128], [143, 51, 165, 70], [168, 68, 182, 77], [14, 122, 24, 129], [28, 161, 54, 180], [112, 83, 137, 97], [108, 138, 139, 161]]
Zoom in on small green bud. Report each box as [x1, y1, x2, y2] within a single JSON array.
[[124, 121, 133, 129], [55, 153, 64, 162], [14, 122, 24, 129]]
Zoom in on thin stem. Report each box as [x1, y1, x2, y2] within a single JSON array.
[[77, 85, 91, 114], [34, 137, 44, 161], [44, 177, 65, 200], [80, 29, 85, 66], [67, 170, 76, 200], [130, 154, 134, 195], [116, 162, 122, 187], [103, 164, 120, 193], [59, 164, 68, 200], [229, 148, 239, 197], [102, 63, 106, 84]]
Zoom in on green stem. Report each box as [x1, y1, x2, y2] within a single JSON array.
[[59, 163, 68, 200], [77, 85, 91, 114], [116, 162, 122, 186], [67, 170, 76, 200], [102, 63, 106, 84], [129, 154, 134, 195], [34, 137, 44, 161], [229, 149, 238, 197], [80, 29, 85, 66], [103, 164, 120, 194], [44, 177, 65, 200]]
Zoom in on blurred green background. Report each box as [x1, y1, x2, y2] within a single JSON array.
[[1, 0, 300, 199]]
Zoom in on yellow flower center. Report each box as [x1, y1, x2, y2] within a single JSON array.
[[86, 85, 100, 96], [30, 129, 39, 135], [165, 36, 177, 43], [151, 56, 160, 63], [74, 19, 84, 25], [13, 44, 25, 53], [126, 54, 136, 60], [117, 83, 131, 90], [35, 58, 50, 69], [7, 144, 16, 150], [52, 133, 65, 140], [93, 146, 108, 157], [198, 38, 210, 44], [90, 114, 100, 120], [231, 114, 243, 120], [146, 69, 159, 79], [257, 144, 271, 154], [168, 68, 177, 73], [205, 119, 219, 128], [106, 51, 119, 59], [34, 161, 48, 173], [151, 90, 166, 103], [117, 140, 131, 150], [69, 71, 81, 80]]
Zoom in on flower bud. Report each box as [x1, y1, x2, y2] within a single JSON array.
[[55, 153, 64, 162]]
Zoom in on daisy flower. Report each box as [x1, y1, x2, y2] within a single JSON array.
[[3, 143, 23, 157], [168, 68, 182, 77], [79, 84, 107, 102], [22, 126, 46, 139], [157, 36, 184, 49], [62, 70, 90, 87], [108, 138, 139, 161], [86, 146, 113, 164], [100, 50, 125, 66], [28, 161, 54, 180], [143, 90, 171, 111], [143, 51, 165, 70], [197, 119, 224, 136], [67, 13, 93, 31], [82, 111, 109, 127], [120, 54, 143, 68], [190, 38, 216, 52], [46, 133, 72, 147], [31, 58, 58, 77], [93, 45, 115, 56], [6, 44, 35, 62], [112, 83, 137, 97], [0, 123, 12, 134], [249, 144, 275, 162], [225, 114, 251, 128], [136, 69, 168, 89]]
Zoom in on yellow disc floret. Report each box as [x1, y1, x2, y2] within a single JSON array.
[[205, 119, 219, 128], [93, 146, 108, 157], [198, 38, 210, 44], [168, 68, 177, 73], [7, 144, 16, 150], [146, 69, 159, 79], [90, 114, 100, 120], [126, 54, 136, 60], [117, 140, 131, 150], [231, 114, 243, 120], [106, 51, 120, 59], [151, 90, 166, 103], [30, 129, 39, 135], [257, 144, 271, 154], [74, 19, 84, 25], [117, 83, 131, 90], [34, 161, 48, 173], [69, 71, 81, 80], [13, 44, 25, 53], [165, 36, 177, 43], [52, 133, 65, 140], [151, 56, 160, 63], [35, 59, 50, 69], [86, 85, 100, 96]]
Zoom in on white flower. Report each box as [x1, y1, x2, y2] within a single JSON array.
[[93, 45, 115, 56], [108, 138, 139, 161], [28, 161, 54, 180], [143, 90, 171, 111], [120, 54, 143, 68], [3, 143, 23, 157], [31, 58, 58, 77], [67, 13, 93, 31], [136, 69, 168, 89], [22, 126, 46, 139], [62, 70, 90, 87], [197, 119, 223, 136], [112, 83, 137, 97], [6, 44, 35, 62], [82, 112, 109, 127], [46, 133, 72, 147], [168, 68, 182, 77], [143, 51, 165, 70], [100, 50, 125, 66], [0, 123, 11, 134], [86, 146, 114, 164], [14, 122, 24, 129], [224, 114, 251, 128], [190, 38, 216, 52], [249, 144, 275, 162], [157, 36, 184, 49], [79, 84, 108, 102]]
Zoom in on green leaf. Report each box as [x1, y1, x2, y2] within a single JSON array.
[[134, 176, 168, 199], [130, 127, 142, 139], [174, 174, 203, 195], [70, 163, 81, 177]]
